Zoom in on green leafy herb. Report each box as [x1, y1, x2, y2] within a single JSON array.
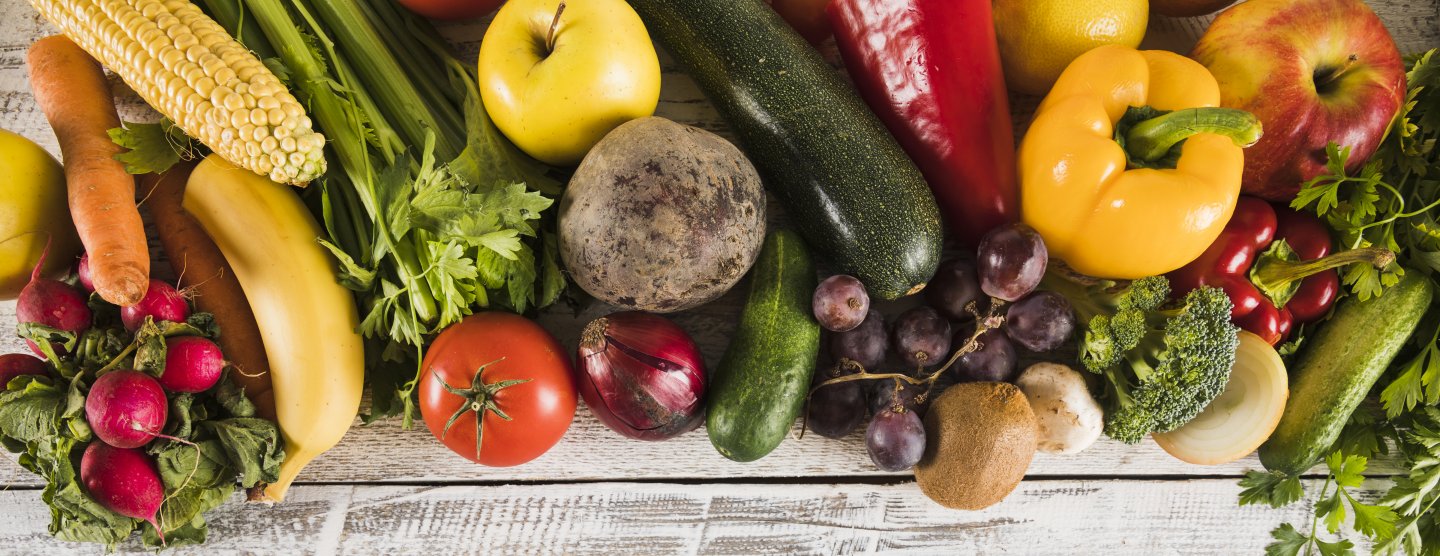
[[107, 119, 206, 175], [206, 0, 568, 424]]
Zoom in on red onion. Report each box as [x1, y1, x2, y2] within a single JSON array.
[[576, 312, 707, 440]]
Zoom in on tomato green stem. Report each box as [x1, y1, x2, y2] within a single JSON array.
[[436, 359, 531, 462]]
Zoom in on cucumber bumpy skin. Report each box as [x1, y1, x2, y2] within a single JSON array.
[[706, 229, 821, 462], [1259, 272, 1432, 476]]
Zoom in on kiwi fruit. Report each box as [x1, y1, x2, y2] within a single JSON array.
[[914, 382, 1037, 510]]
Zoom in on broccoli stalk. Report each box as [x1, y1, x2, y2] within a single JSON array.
[[1042, 273, 1240, 444]]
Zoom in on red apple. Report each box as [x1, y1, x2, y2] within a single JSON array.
[[1191, 0, 1405, 202]]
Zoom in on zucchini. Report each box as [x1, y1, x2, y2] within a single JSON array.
[[1259, 272, 1433, 475], [708, 229, 821, 462], [627, 0, 942, 299]]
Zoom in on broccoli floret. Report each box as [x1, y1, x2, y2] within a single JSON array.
[[1044, 274, 1239, 444]]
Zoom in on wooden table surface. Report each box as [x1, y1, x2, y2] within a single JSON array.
[[1, 0, 1437, 554]]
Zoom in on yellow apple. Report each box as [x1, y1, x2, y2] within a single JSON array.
[[478, 0, 662, 167], [0, 128, 80, 299]]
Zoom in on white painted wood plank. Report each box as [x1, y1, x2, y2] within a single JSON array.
[[0, 479, 1371, 555]]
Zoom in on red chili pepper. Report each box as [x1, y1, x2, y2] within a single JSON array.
[[1167, 196, 1394, 346], [827, 0, 1018, 246]]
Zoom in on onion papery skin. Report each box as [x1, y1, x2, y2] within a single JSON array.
[[576, 312, 708, 441]]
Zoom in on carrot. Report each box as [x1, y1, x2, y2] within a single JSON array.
[[142, 164, 275, 420], [27, 35, 149, 307]]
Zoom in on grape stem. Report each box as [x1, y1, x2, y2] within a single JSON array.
[[800, 297, 1010, 435]]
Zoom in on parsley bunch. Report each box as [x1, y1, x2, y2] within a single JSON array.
[[1241, 50, 1440, 556]]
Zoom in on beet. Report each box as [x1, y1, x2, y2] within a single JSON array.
[[16, 247, 91, 358], [158, 336, 224, 393], [80, 441, 164, 539], [120, 279, 190, 332], [0, 353, 47, 388], [85, 370, 168, 449]]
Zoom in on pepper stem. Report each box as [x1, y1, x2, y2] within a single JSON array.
[[1250, 242, 1395, 308], [1123, 107, 1263, 165]]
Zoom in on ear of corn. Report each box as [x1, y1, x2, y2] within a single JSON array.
[[30, 0, 327, 186]]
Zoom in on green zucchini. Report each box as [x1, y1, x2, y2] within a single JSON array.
[[708, 229, 821, 462], [627, 0, 942, 300], [1259, 272, 1433, 475]]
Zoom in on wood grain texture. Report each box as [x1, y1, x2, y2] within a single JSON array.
[[0, 479, 1378, 555], [0, 0, 1437, 552]]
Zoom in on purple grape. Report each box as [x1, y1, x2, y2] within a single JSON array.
[[866, 408, 926, 472], [925, 259, 989, 320], [892, 306, 952, 368], [813, 275, 870, 332], [807, 370, 867, 439], [831, 310, 886, 369], [868, 378, 928, 417], [954, 327, 1019, 382], [1005, 291, 1076, 352], [977, 223, 1048, 302]]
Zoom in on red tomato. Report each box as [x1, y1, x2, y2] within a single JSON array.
[[419, 312, 577, 467], [396, 0, 503, 21], [768, 0, 833, 45]]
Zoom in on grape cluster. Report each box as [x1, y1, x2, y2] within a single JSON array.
[[807, 223, 1077, 471]]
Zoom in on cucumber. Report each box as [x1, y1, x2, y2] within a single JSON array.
[[627, 0, 942, 300], [707, 229, 821, 462], [1259, 272, 1433, 475]]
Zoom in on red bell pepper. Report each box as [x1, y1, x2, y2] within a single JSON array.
[[827, 0, 1018, 246], [1167, 197, 1395, 346]]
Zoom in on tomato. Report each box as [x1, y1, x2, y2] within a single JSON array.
[[396, 0, 503, 21], [767, 0, 833, 45], [419, 312, 577, 467]]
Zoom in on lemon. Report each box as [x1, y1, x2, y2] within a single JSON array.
[[993, 0, 1149, 96]]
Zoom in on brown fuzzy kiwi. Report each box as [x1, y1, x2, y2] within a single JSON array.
[[914, 382, 1038, 510]]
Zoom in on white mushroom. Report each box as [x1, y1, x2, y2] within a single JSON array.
[[1016, 362, 1104, 454]]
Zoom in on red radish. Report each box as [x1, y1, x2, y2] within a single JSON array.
[[76, 253, 95, 292], [85, 370, 168, 449], [0, 353, 47, 388], [80, 441, 165, 541], [159, 337, 224, 393], [120, 279, 190, 332], [16, 244, 91, 358]]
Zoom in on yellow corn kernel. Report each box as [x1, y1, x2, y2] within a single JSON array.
[[30, 0, 326, 186]]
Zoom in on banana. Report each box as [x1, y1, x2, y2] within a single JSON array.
[[183, 155, 364, 502]]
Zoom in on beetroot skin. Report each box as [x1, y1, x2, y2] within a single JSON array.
[[0, 353, 47, 388], [159, 336, 224, 393], [81, 441, 164, 537], [120, 280, 190, 332], [85, 370, 169, 449]]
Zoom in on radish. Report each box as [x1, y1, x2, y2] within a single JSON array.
[[80, 441, 165, 541], [17, 245, 91, 358], [76, 252, 94, 292], [0, 353, 48, 388], [85, 370, 168, 449], [158, 337, 224, 393], [120, 279, 190, 332]]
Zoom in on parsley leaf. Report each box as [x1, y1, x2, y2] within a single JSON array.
[[1240, 470, 1305, 508]]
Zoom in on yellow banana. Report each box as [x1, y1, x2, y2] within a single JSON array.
[[183, 155, 363, 502]]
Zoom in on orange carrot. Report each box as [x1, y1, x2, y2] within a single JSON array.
[[27, 35, 148, 306], [142, 164, 275, 420]]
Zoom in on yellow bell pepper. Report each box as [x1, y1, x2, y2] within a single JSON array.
[[1020, 45, 1262, 279]]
